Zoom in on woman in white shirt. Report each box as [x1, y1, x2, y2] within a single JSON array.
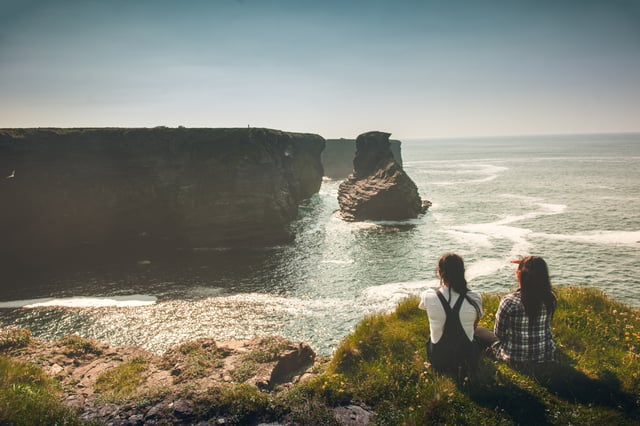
[[419, 253, 482, 379]]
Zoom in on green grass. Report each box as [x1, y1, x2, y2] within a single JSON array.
[[56, 334, 103, 357], [164, 340, 223, 383], [94, 356, 150, 402], [0, 327, 32, 351], [314, 286, 640, 425], [0, 355, 80, 425], [0, 287, 637, 425]]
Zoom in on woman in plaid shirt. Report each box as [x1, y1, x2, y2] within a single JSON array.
[[491, 256, 557, 363]]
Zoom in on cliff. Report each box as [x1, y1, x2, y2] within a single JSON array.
[[322, 138, 402, 179], [0, 128, 324, 259]]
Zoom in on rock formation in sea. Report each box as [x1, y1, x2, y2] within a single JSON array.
[[322, 137, 403, 179], [337, 131, 430, 221], [0, 127, 325, 259]]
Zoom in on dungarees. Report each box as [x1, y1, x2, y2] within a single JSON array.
[[427, 290, 479, 379]]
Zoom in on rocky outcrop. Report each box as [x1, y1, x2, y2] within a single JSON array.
[[323, 138, 403, 179], [3, 332, 318, 424], [0, 127, 324, 259], [337, 131, 430, 221]]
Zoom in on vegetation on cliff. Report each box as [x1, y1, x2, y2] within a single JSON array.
[[1, 287, 639, 425]]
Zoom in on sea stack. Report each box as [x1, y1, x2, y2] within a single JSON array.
[[322, 138, 403, 179], [337, 131, 430, 221]]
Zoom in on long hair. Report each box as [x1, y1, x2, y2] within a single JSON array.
[[518, 256, 556, 320], [437, 253, 469, 295]]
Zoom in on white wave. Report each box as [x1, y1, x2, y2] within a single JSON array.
[[367, 218, 424, 226], [447, 197, 566, 256], [444, 229, 493, 248], [466, 259, 510, 281], [532, 230, 640, 247], [321, 259, 354, 265], [361, 280, 437, 310], [0, 295, 157, 309], [318, 188, 339, 196], [494, 202, 567, 226], [348, 221, 380, 230], [404, 161, 508, 185], [451, 223, 532, 252]]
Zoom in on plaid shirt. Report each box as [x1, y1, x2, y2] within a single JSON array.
[[492, 290, 555, 362]]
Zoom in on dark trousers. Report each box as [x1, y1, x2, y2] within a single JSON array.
[[474, 326, 499, 351]]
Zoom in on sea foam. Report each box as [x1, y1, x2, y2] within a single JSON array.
[[0, 295, 157, 309], [533, 230, 640, 247]]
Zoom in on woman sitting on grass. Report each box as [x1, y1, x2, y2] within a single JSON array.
[[419, 253, 482, 378], [476, 255, 557, 363]]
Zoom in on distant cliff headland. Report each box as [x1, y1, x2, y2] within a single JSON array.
[[0, 127, 325, 261]]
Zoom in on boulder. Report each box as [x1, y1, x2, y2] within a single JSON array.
[[337, 131, 430, 221], [268, 342, 316, 388]]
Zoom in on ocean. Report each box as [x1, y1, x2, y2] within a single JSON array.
[[1, 133, 639, 356]]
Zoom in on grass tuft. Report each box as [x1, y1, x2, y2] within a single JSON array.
[[95, 356, 149, 402], [0, 327, 32, 351], [0, 355, 80, 425], [57, 334, 103, 357]]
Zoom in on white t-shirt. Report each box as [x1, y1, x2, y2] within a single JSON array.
[[419, 286, 483, 343]]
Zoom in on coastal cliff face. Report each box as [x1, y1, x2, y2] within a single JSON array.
[[0, 128, 324, 257], [322, 138, 403, 179], [337, 131, 429, 221]]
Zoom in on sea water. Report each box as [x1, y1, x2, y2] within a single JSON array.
[[1, 133, 638, 356]]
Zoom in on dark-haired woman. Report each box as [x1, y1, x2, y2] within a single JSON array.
[[491, 256, 557, 363], [419, 253, 482, 378]]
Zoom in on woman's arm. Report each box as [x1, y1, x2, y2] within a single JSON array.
[[494, 297, 512, 340]]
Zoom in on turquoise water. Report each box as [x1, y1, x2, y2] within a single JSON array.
[[1, 133, 639, 356]]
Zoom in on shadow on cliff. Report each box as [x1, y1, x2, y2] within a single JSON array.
[[464, 360, 552, 425], [462, 350, 640, 425], [513, 350, 639, 419]]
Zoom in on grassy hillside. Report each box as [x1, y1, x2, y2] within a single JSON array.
[[1, 286, 639, 425], [311, 286, 640, 424]]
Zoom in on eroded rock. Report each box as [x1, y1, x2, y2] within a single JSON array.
[[338, 131, 430, 221], [1, 331, 320, 424]]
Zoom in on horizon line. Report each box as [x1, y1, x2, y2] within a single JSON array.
[[1, 126, 639, 141]]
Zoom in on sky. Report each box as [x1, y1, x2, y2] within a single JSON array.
[[1, 0, 639, 139]]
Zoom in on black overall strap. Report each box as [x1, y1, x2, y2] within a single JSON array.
[[435, 289, 467, 315]]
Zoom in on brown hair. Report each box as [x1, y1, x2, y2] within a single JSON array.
[[518, 256, 556, 320], [437, 253, 468, 295]]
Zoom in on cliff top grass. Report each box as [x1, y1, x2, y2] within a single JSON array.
[[1, 286, 639, 425], [313, 285, 640, 425]]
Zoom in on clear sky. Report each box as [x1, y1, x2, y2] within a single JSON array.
[[1, 0, 639, 139]]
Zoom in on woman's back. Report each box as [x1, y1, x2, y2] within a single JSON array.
[[493, 289, 556, 362], [420, 287, 482, 343]]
